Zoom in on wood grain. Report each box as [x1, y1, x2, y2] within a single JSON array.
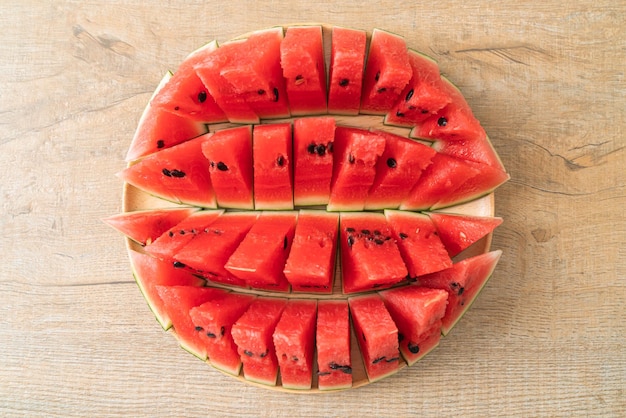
[[1, 1, 624, 416]]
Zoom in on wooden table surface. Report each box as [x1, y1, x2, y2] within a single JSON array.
[[1, 1, 624, 416]]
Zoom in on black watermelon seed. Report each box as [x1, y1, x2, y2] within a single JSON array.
[[162, 168, 172, 177], [292, 356, 299, 362], [283, 236, 288, 250], [260, 350, 269, 358], [244, 350, 253, 357], [348, 154, 355, 164], [316, 144, 326, 156], [197, 91, 207, 103], [329, 362, 340, 370], [372, 356, 385, 364], [257, 89, 265, 95], [173, 261, 186, 269], [347, 235, 355, 248], [405, 89, 414, 101], [307, 143, 317, 154], [346, 227, 355, 233], [399, 232, 409, 240], [210, 161, 215, 168], [216, 162, 228, 171], [170, 169, 186, 178], [174, 106, 180, 111], [387, 158, 397, 168], [339, 366, 352, 374], [458, 287, 465, 296], [398, 333, 405, 342], [421, 109, 429, 114], [156, 139, 165, 149], [396, 111, 405, 118], [385, 357, 399, 362], [295, 74, 304, 82], [273, 87, 279, 102], [377, 87, 387, 93], [438, 117, 448, 126], [339, 78, 349, 87], [276, 155, 285, 166], [374, 238, 384, 245], [361, 229, 370, 235], [194, 326, 203, 332], [220, 326, 225, 337], [375, 71, 380, 81], [207, 332, 217, 338], [168, 231, 174, 237], [408, 343, 420, 354], [373, 230, 381, 235], [179, 230, 185, 235], [327, 142, 334, 153]]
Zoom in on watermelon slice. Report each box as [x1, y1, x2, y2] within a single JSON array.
[[349, 294, 400, 382], [225, 211, 297, 291], [201, 125, 254, 210], [417, 250, 502, 335], [253, 123, 293, 210], [432, 134, 505, 171], [360, 29, 412, 115], [231, 297, 288, 386], [189, 292, 256, 376], [283, 210, 339, 293], [328, 26, 367, 115], [118, 133, 216, 208], [339, 212, 408, 294], [316, 300, 352, 390], [273, 299, 317, 390], [384, 209, 453, 277], [280, 25, 327, 115], [378, 286, 448, 365], [428, 212, 503, 257], [103, 207, 198, 246]]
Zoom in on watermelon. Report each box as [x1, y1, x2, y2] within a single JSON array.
[[118, 133, 216, 208], [378, 286, 448, 365], [432, 134, 505, 171], [349, 293, 400, 382], [428, 212, 503, 257], [273, 299, 317, 390], [360, 29, 412, 115], [339, 212, 408, 294], [292, 117, 336, 206], [280, 25, 327, 115], [328, 127, 386, 211], [201, 125, 254, 210], [128, 250, 205, 330], [225, 211, 297, 291], [327, 26, 367, 115], [384, 209, 453, 277], [253, 123, 293, 210], [316, 300, 352, 390], [189, 292, 256, 375], [155, 285, 228, 359], [283, 210, 339, 293], [231, 297, 288, 385], [103, 207, 198, 246], [418, 250, 502, 335]]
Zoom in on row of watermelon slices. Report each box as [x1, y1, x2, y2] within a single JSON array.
[[129, 246, 501, 390]]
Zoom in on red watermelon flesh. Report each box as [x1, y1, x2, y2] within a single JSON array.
[[172, 212, 259, 288], [283, 210, 339, 293], [349, 294, 400, 382], [280, 25, 327, 115], [360, 29, 412, 115], [327, 127, 386, 211], [253, 123, 293, 210], [118, 133, 216, 208], [364, 130, 437, 210], [316, 300, 352, 390], [189, 292, 256, 376], [150, 42, 227, 123], [339, 212, 408, 294], [231, 297, 288, 386], [126, 72, 208, 161], [292, 117, 336, 206], [201, 125, 254, 210], [418, 250, 502, 335], [103, 207, 198, 247], [225, 211, 297, 292], [155, 285, 228, 360], [143, 209, 224, 262], [328, 26, 367, 115], [128, 250, 205, 330], [384, 50, 451, 127], [379, 286, 448, 365], [428, 212, 503, 257], [384, 210, 453, 278], [273, 299, 317, 390]]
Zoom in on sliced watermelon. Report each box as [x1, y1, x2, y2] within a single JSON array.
[[428, 212, 503, 257], [316, 300, 352, 390], [280, 25, 327, 115], [225, 211, 297, 292], [339, 212, 408, 294], [417, 250, 502, 335], [364, 130, 437, 210], [327, 26, 367, 115], [349, 293, 400, 382], [283, 210, 339, 293], [103, 207, 198, 246], [128, 250, 205, 330], [360, 29, 412, 115], [292, 117, 336, 206], [273, 299, 317, 390], [384, 209, 453, 277], [328, 127, 386, 211], [432, 134, 505, 171], [189, 292, 256, 376], [200, 125, 254, 210], [253, 123, 293, 210], [231, 297, 288, 386], [378, 286, 448, 365], [118, 133, 216, 208], [155, 285, 228, 360], [172, 212, 259, 288]]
